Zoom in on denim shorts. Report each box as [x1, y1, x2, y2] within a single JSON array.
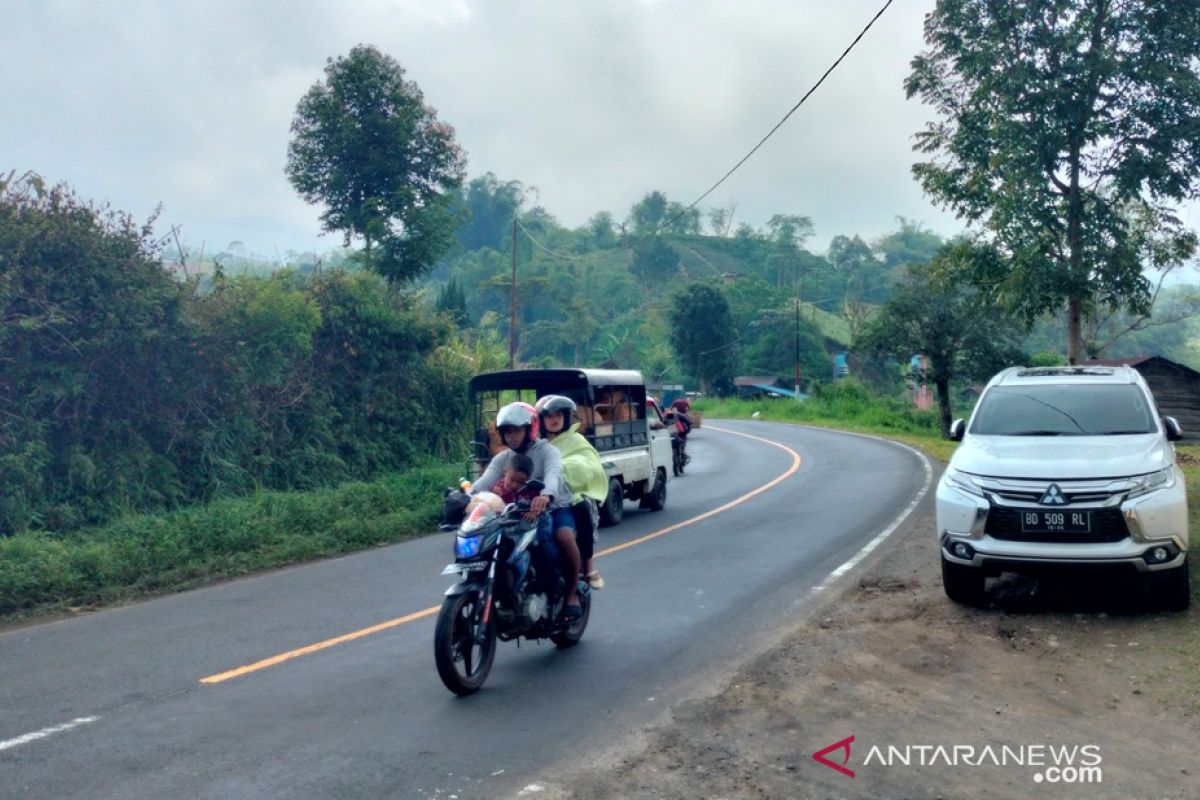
[[536, 506, 577, 542]]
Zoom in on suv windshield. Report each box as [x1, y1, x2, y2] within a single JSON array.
[[970, 384, 1156, 436]]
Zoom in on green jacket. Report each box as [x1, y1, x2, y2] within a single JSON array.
[[549, 424, 609, 503]]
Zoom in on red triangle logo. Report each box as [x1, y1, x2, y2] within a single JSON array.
[[812, 735, 856, 778]]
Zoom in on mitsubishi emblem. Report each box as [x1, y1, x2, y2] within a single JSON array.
[[1040, 484, 1067, 505]]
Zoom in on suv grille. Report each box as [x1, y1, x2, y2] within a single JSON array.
[[984, 507, 1129, 544]]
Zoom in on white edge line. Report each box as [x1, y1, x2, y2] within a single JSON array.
[[806, 429, 935, 595], [0, 716, 100, 753]]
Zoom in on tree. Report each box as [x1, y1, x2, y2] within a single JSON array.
[[586, 211, 617, 247], [906, 0, 1200, 363], [740, 302, 828, 389], [765, 214, 814, 250], [873, 217, 944, 270], [630, 237, 680, 290], [669, 283, 738, 394], [707, 203, 737, 237], [829, 234, 887, 331], [627, 191, 669, 236], [455, 173, 526, 251], [663, 201, 702, 235], [435, 276, 468, 326], [858, 244, 1027, 435], [286, 45, 467, 283]]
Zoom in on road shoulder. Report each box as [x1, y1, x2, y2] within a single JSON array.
[[536, 446, 1200, 800]]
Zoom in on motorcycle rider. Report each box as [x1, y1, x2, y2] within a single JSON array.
[[470, 402, 583, 620], [536, 395, 609, 590], [664, 406, 692, 458]]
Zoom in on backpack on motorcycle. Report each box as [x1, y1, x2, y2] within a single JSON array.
[[675, 412, 692, 437], [441, 488, 471, 528]]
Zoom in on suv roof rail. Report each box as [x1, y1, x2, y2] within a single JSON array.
[[1014, 366, 1117, 378]]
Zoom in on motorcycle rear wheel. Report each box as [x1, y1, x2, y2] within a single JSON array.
[[550, 583, 591, 648], [434, 590, 497, 696]]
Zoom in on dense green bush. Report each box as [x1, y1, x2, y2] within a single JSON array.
[[0, 464, 455, 616], [0, 176, 473, 535]]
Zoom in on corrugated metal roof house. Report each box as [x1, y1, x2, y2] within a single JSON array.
[[1084, 355, 1200, 440]]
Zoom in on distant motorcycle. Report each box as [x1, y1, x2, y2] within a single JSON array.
[[665, 410, 692, 476], [434, 481, 591, 696]]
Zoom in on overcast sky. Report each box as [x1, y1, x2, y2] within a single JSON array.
[[6, 0, 1196, 269]]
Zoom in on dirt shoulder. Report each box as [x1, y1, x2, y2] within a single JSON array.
[[535, 473, 1200, 799]]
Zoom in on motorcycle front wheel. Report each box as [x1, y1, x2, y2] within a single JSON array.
[[434, 590, 497, 696]]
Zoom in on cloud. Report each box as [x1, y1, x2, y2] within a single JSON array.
[[0, 1, 1030, 259]]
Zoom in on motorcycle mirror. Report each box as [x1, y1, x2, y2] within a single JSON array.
[[523, 479, 545, 493]]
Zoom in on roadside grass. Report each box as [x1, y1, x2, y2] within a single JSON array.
[[0, 464, 457, 620], [694, 388, 959, 462]]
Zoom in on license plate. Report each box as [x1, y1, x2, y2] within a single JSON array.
[[441, 561, 488, 575], [1018, 510, 1091, 533]]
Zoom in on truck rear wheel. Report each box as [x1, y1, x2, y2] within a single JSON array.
[[598, 477, 624, 527], [639, 468, 667, 511]]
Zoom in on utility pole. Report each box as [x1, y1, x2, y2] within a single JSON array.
[[509, 218, 517, 369], [794, 297, 801, 400], [794, 268, 802, 400]]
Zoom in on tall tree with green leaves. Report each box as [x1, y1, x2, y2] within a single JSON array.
[[858, 244, 1027, 434], [630, 236, 681, 291], [669, 283, 738, 393], [455, 173, 526, 252], [906, 0, 1200, 363], [628, 191, 669, 236], [436, 276, 468, 326], [286, 45, 467, 283]]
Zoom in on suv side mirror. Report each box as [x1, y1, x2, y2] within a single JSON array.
[[1163, 416, 1183, 442], [948, 419, 966, 442]]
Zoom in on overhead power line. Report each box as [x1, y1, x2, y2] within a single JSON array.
[[657, 0, 895, 234], [514, 218, 602, 262], [514, 0, 895, 257]]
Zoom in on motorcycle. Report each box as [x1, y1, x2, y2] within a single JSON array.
[[664, 410, 692, 476], [434, 481, 591, 696]]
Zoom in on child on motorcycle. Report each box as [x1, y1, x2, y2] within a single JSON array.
[[488, 453, 540, 505]]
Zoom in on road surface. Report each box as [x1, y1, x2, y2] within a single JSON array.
[[0, 420, 929, 799]]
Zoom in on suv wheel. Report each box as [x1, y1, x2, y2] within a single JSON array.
[[941, 555, 986, 606], [1149, 557, 1191, 612]]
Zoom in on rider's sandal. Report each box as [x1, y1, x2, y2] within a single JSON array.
[[586, 570, 605, 590], [562, 602, 583, 622]]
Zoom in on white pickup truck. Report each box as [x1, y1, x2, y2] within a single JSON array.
[[467, 368, 673, 526]]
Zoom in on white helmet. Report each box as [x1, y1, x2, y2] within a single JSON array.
[[495, 402, 539, 450]]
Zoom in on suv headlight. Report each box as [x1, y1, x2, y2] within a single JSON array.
[[944, 467, 985, 497], [1126, 467, 1177, 499]]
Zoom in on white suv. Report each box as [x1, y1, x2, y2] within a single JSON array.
[[935, 365, 1190, 610]]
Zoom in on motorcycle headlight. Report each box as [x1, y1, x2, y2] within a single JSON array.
[[455, 534, 483, 559], [1127, 467, 1176, 499], [944, 467, 985, 497]]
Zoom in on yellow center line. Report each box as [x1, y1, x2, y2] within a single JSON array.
[[594, 425, 801, 557], [200, 423, 800, 685]]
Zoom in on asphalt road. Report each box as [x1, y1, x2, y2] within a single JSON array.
[[0, 420, 929, 799]]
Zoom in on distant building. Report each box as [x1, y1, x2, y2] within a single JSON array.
[[959, 384, 985, 404], [1083, 355, 1200, 440]]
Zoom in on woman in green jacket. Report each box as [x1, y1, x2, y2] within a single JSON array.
[[536, 395, 609, 589]]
